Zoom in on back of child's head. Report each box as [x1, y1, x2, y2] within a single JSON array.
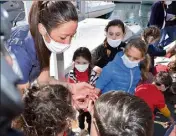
[[94, 91, 153, 136], [21, 85, 75, 136], [142, 26, 160, 45], [154, 71, 173, 88], [125, 38, 151, 81], [73, 47, 92, 63]]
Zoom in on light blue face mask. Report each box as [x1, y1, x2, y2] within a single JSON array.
[[121, 54, 140, 68]]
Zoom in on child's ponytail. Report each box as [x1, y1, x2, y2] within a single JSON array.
[[140, 54, 151, 81]]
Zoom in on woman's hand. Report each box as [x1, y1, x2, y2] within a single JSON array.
[[71, 85, 99, 110], [70, 82, 100, 96]]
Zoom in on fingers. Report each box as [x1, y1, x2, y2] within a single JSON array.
[[82, 82, 94, 89]]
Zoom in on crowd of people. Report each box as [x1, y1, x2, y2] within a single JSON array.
[[4, 1, 176, 136]]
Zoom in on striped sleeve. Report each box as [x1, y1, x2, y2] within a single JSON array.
[[89, 70, 99, 86], [68, 69, 77, 83]]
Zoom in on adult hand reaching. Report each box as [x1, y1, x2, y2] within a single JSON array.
[[70, 82, 100, 96], [72, 92, 98, 110]]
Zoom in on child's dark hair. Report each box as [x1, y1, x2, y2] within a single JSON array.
[[72, 47, 92, 81], [125, 38, 151, 81], [142, 26, 160, 45], [154, 71, 173, 88], [104, 19, 126, 56], [20, 85, 75, 136], [94, 91, 153, 136]]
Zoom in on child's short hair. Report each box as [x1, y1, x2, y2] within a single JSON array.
[[94, 91, 153, 136], [154, 71, 173, 88], [21, 85, 75, 136], [142, 26, 160, 44]]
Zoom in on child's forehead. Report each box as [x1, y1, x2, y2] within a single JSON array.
[[126, 46, 143, 59], [75, 56, 88, 62]]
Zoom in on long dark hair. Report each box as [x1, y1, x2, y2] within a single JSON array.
[[29, 1, 78, 70], [72, 47, 92, 82]]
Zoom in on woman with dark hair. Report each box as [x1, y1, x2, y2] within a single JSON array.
[[92, 19, 126, 68], [6, 1, 98, 104]]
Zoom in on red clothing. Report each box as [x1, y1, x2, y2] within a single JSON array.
[[154, 64, 169, 76], [135, 84, 166, 119], [63, 132, 67, 136], [68, 69, 89, 83]]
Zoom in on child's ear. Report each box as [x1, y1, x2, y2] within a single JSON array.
[[140, 57, 145, 61]]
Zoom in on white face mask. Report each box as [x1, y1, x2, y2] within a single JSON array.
[[75, 64, 89, 72], [107, 38, 122, 48], [42, 34, 70, 54], [121, 54, 140, 68]]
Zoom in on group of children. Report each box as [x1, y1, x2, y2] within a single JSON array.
[[15, 19, 176, 136]]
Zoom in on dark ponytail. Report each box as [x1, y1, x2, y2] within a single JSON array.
[[29, 1, 78, 70]]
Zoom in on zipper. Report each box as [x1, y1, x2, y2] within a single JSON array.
[[128, 70, 133, 93]]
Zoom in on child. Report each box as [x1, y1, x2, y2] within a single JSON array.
[[142, 26, 176, 73], [96, 38, 150, 94], [68, 47, 98, 133], [19, 85, 75, 136], [68, 47, 98, 86], [135, 71, 174, 123], [92, 19, 126, 68], [89, 91, 153, 136]]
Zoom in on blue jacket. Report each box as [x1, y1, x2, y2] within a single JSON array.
[[96, 51, 141, 94], [6, 25, 40, 84]]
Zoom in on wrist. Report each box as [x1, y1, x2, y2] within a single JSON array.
[[68, 83, 76, 95]]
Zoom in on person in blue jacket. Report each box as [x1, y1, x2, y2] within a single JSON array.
[[6, 1, 99, 107], [96, 38, 150, 94]]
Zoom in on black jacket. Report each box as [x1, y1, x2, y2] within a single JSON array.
[[92, 42, 126, 68], [166, 1, 176, 27]]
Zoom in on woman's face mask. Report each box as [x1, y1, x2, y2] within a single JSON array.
[[39, 22, 77, 54], [43, 33, 70, 54], [107, 38, 122, 48], [121, 54, 140, 68]]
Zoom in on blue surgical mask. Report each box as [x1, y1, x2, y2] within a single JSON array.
[[121, 54, 140, 68]]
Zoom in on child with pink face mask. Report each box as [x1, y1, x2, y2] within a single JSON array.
[[68, 47, 98, 133]]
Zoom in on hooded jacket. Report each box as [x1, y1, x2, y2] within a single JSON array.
[[96, 51, 141, 94]]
